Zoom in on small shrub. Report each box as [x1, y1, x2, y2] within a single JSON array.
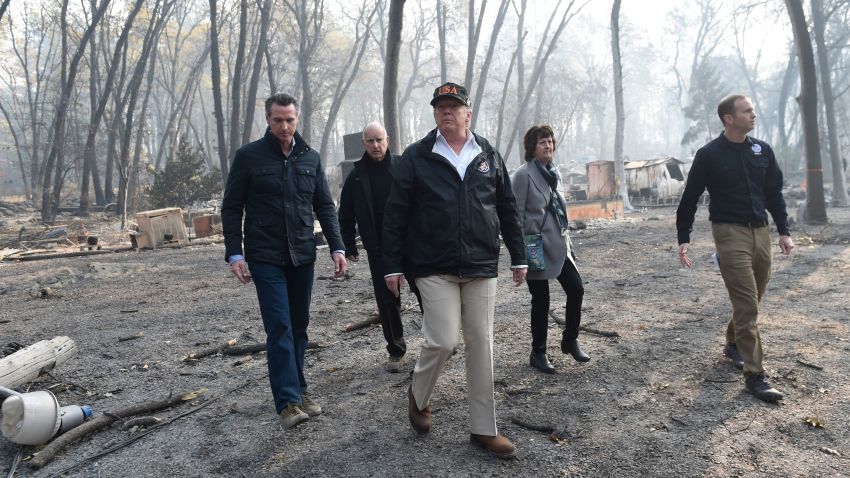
[[147, 135, 221, 208]]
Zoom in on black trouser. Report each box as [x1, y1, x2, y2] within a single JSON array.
[[366, 250, 407, 357], [526, 259, 584, 353]]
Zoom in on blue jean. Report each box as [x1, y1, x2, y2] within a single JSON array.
[[248, 261, 314, 413]]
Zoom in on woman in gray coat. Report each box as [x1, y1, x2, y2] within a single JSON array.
[[511, 125, 590, 374]]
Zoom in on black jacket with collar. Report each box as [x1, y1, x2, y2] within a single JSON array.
[[676, 132, 790, 244], [337, 151, 400, 256], [382, 128, 526, 279], [221, 129, 344, 266]]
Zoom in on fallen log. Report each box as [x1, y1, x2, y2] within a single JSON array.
[[343, 316, 381, 332], [182, 339, 238, 361], [182, 341, 266, 362], [28, 388, 206, 469], [0, 337, 76, 388], [548, 312, 620, 337], [796, 359, 824, 371], [579, 326, 620, 338], [118, 332, 144, 342], [6, 249, 120, 262], [221, 343, 266, 356], [509, 415, 572, 441], [120, 416, 162, 431]]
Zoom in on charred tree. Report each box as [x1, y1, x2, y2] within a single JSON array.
[[241, 0, 273, 145], [319, 2, 377, 165], [812, 0, 848, 206], [79, 0, 145, 215], [436, 0, 447, 83], [40, 0, 111, 224], [785, 0, 827, 224], [611, 0, 632, 211], [227, 0, 248, 162], [209, 0, 229, 183], [469, 0, 510, 131], [384, 0, 404, 155]]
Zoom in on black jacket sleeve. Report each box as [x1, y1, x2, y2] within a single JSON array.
[[312, 159, 345, 253], [763, 143, 791, 236], [382, 148, 415, 274], [494, 151, 527, 266], [337, 170, 359, 256], [676, 149, 708, 245], [221, 148, 249, 262]]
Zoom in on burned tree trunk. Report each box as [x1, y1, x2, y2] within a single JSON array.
[[384, 0, 405, 155], [209, 0, 229, 183], [611, 0, 632, 211], [811, 0, 848, 206], [785, 0, 828, 224]]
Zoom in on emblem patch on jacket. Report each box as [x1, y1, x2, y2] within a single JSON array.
[[477, 160, 490, 173]]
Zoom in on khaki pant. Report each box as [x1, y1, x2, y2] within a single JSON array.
[[411, 274, 498, 436], [712, 223, 773, 377]]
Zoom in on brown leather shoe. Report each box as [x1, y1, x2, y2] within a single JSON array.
[[408, 385, 432, 434], [470, 433, 517, 459]]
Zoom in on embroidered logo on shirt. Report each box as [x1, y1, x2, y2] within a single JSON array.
[[751, 143, 762, 155], [477, 160, 490, 173]]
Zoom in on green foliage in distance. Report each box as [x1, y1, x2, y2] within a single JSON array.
[[147, 135, 221, 208]]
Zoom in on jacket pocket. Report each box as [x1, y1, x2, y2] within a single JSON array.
[[294, 166, 317, 193], [250, 166, 283, 195]]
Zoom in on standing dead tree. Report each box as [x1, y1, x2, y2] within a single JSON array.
[[5, 7, 59, 201], [785, 0, 828, 224], [436, 0, 447, 83], [241, 0, 273, 146], [39, 0, 111, 224], [468, 0, 510, 131], [318, 1, 378, 165], [611, 0, 632, 211], [0, 0, 10, 25], [78, 0, 146, 215], [384, 0, 405, 155], [812, 0, 848, 206], [777, 42, 798, 149], [495, 31, 526, 153], [504, 0, 588, 164], [208, 0, 229, 183], [115, 0, 174, 227], [397, 0, 440, 144], [287, 0, 326, 144]]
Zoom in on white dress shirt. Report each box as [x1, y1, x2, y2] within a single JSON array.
[[432, 129, 482, 180]]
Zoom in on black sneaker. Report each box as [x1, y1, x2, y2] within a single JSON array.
[[723, 343, 744, 370], [745, 373, 784, 403]]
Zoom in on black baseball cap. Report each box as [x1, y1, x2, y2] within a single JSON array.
[[430, 82, 470, 107]]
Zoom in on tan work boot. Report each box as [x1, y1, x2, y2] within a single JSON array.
[[385, 354, 406, 373], [408, 385, 432, 434], [470, 433, 517, 460], [278, 404, 309, 429], [299, 394, 322, 417]]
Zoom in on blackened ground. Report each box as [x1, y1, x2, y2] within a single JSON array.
[[1, 206, 848, 477]]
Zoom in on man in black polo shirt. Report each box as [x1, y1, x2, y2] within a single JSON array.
[[677, 94, 794, 403]]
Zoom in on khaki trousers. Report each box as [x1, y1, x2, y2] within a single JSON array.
[[411, 274, 498, 436], [711, 223, 773, 377]]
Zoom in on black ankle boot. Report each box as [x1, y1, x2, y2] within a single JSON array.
[[529, 351, 556, 374], [561, 338, 590, 362]]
